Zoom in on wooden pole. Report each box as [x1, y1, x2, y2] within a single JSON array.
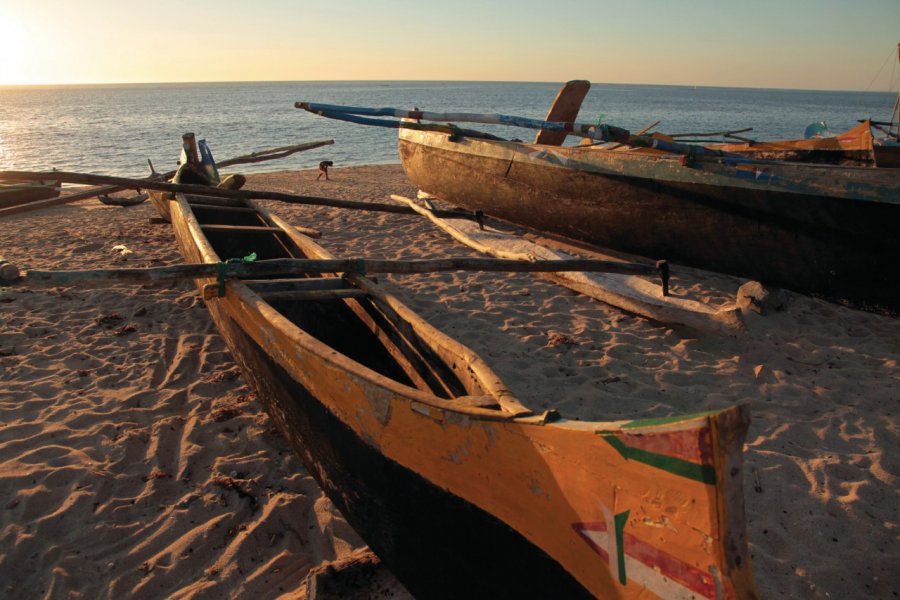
[[0, 171, 424, 216], [669, 127, 754, 139], [5, 256, 659, 287], [296, 101, 730, 157], [0, 140, 334, 219], [216, 140, 334, 168]]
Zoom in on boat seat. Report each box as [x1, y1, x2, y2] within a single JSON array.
[[200, 224, 283, 234], [256, 288, 368, 302], [190, 203, 258, 213]]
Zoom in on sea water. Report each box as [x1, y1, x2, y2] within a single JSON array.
[[0, 81, 895, 176]]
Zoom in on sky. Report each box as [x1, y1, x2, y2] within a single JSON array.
[[1, 0, 898, 91]]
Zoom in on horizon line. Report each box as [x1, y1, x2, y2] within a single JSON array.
[[0, 79, 894, 95]]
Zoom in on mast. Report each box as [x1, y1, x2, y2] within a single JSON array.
[[889, 43, 900, 140]]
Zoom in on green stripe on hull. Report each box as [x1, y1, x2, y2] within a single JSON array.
[[600, 435, 717, 484]]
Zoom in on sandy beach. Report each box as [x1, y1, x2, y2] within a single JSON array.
[[1, 164, 897, 598]]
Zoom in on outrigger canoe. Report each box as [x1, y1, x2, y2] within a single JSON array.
[[299, 94, 900, 312], [148, 143, 757, 598], [395, 124, 900, 313]]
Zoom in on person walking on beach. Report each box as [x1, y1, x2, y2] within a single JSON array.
[[317, 160, 333, 181]]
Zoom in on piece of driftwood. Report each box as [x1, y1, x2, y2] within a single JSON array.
[[0, 171, 429, 216], [0, 140, 333, 218], [394, 194, 747, 336], [6, 256, 658, 287]]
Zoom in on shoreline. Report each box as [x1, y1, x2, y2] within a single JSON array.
[[1, 164, 897, 598]]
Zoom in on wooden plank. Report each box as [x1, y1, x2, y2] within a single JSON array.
[[199, 224, 283, 234], [212, 286, 368, 302], [534, 80, 590, 146], [189, 202, 258, 213], [393, 194, 747, 337]]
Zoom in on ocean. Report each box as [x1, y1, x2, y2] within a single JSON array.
[[0, 81, 895, 177]]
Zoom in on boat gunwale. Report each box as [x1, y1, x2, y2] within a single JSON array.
[[399, 126, 900, 205], [173, 191, 532, 421], [173, 192, 750, 435]]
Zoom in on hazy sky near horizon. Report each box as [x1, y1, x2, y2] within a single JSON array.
[[1, 0, 898, 90]]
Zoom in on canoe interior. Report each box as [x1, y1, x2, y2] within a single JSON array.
[[187, 198, 475, 402]]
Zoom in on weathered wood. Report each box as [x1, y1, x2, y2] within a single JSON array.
[[534, 80, 590, 146], [398, 122, 900, 312], [8, 256, 658, 287], [231, 287, 368, 302], [264, 212, 322, 239], [392, 194, 532, 261], [0, 171, 425, 216], [188, 202, 259, 213], [159, 188, 757, 599], [199, 224, 283, 234], [396, 194, 747, 336]]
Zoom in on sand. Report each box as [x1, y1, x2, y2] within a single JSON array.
[[1, 164, 897, 599]]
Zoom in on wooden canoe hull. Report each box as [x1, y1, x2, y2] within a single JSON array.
[[399, 130, 900, 311], [874, 143, 900, 169], [704, 120, 881, 167], [166, 193, 756, 599], [0, 182, 60, 209], [147, 190, 173, 222]]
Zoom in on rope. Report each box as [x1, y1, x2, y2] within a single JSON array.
[[215, 252, 257, 298]]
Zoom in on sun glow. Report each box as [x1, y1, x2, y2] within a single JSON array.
[[0, 11, 29, 85]]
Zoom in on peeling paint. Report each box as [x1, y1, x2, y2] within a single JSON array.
[[480, 423, 497, 448], [365, 386, 393, 425]]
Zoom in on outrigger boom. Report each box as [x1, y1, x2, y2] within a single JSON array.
[[296, 101, 729, 158]]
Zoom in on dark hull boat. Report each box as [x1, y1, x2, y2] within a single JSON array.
[[398, 128, 900, 312], [150, 176, 757, 598]]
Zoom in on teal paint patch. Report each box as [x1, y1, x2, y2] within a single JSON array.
[[615, 510, 630, 585], [601, 435, 716, 484]]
